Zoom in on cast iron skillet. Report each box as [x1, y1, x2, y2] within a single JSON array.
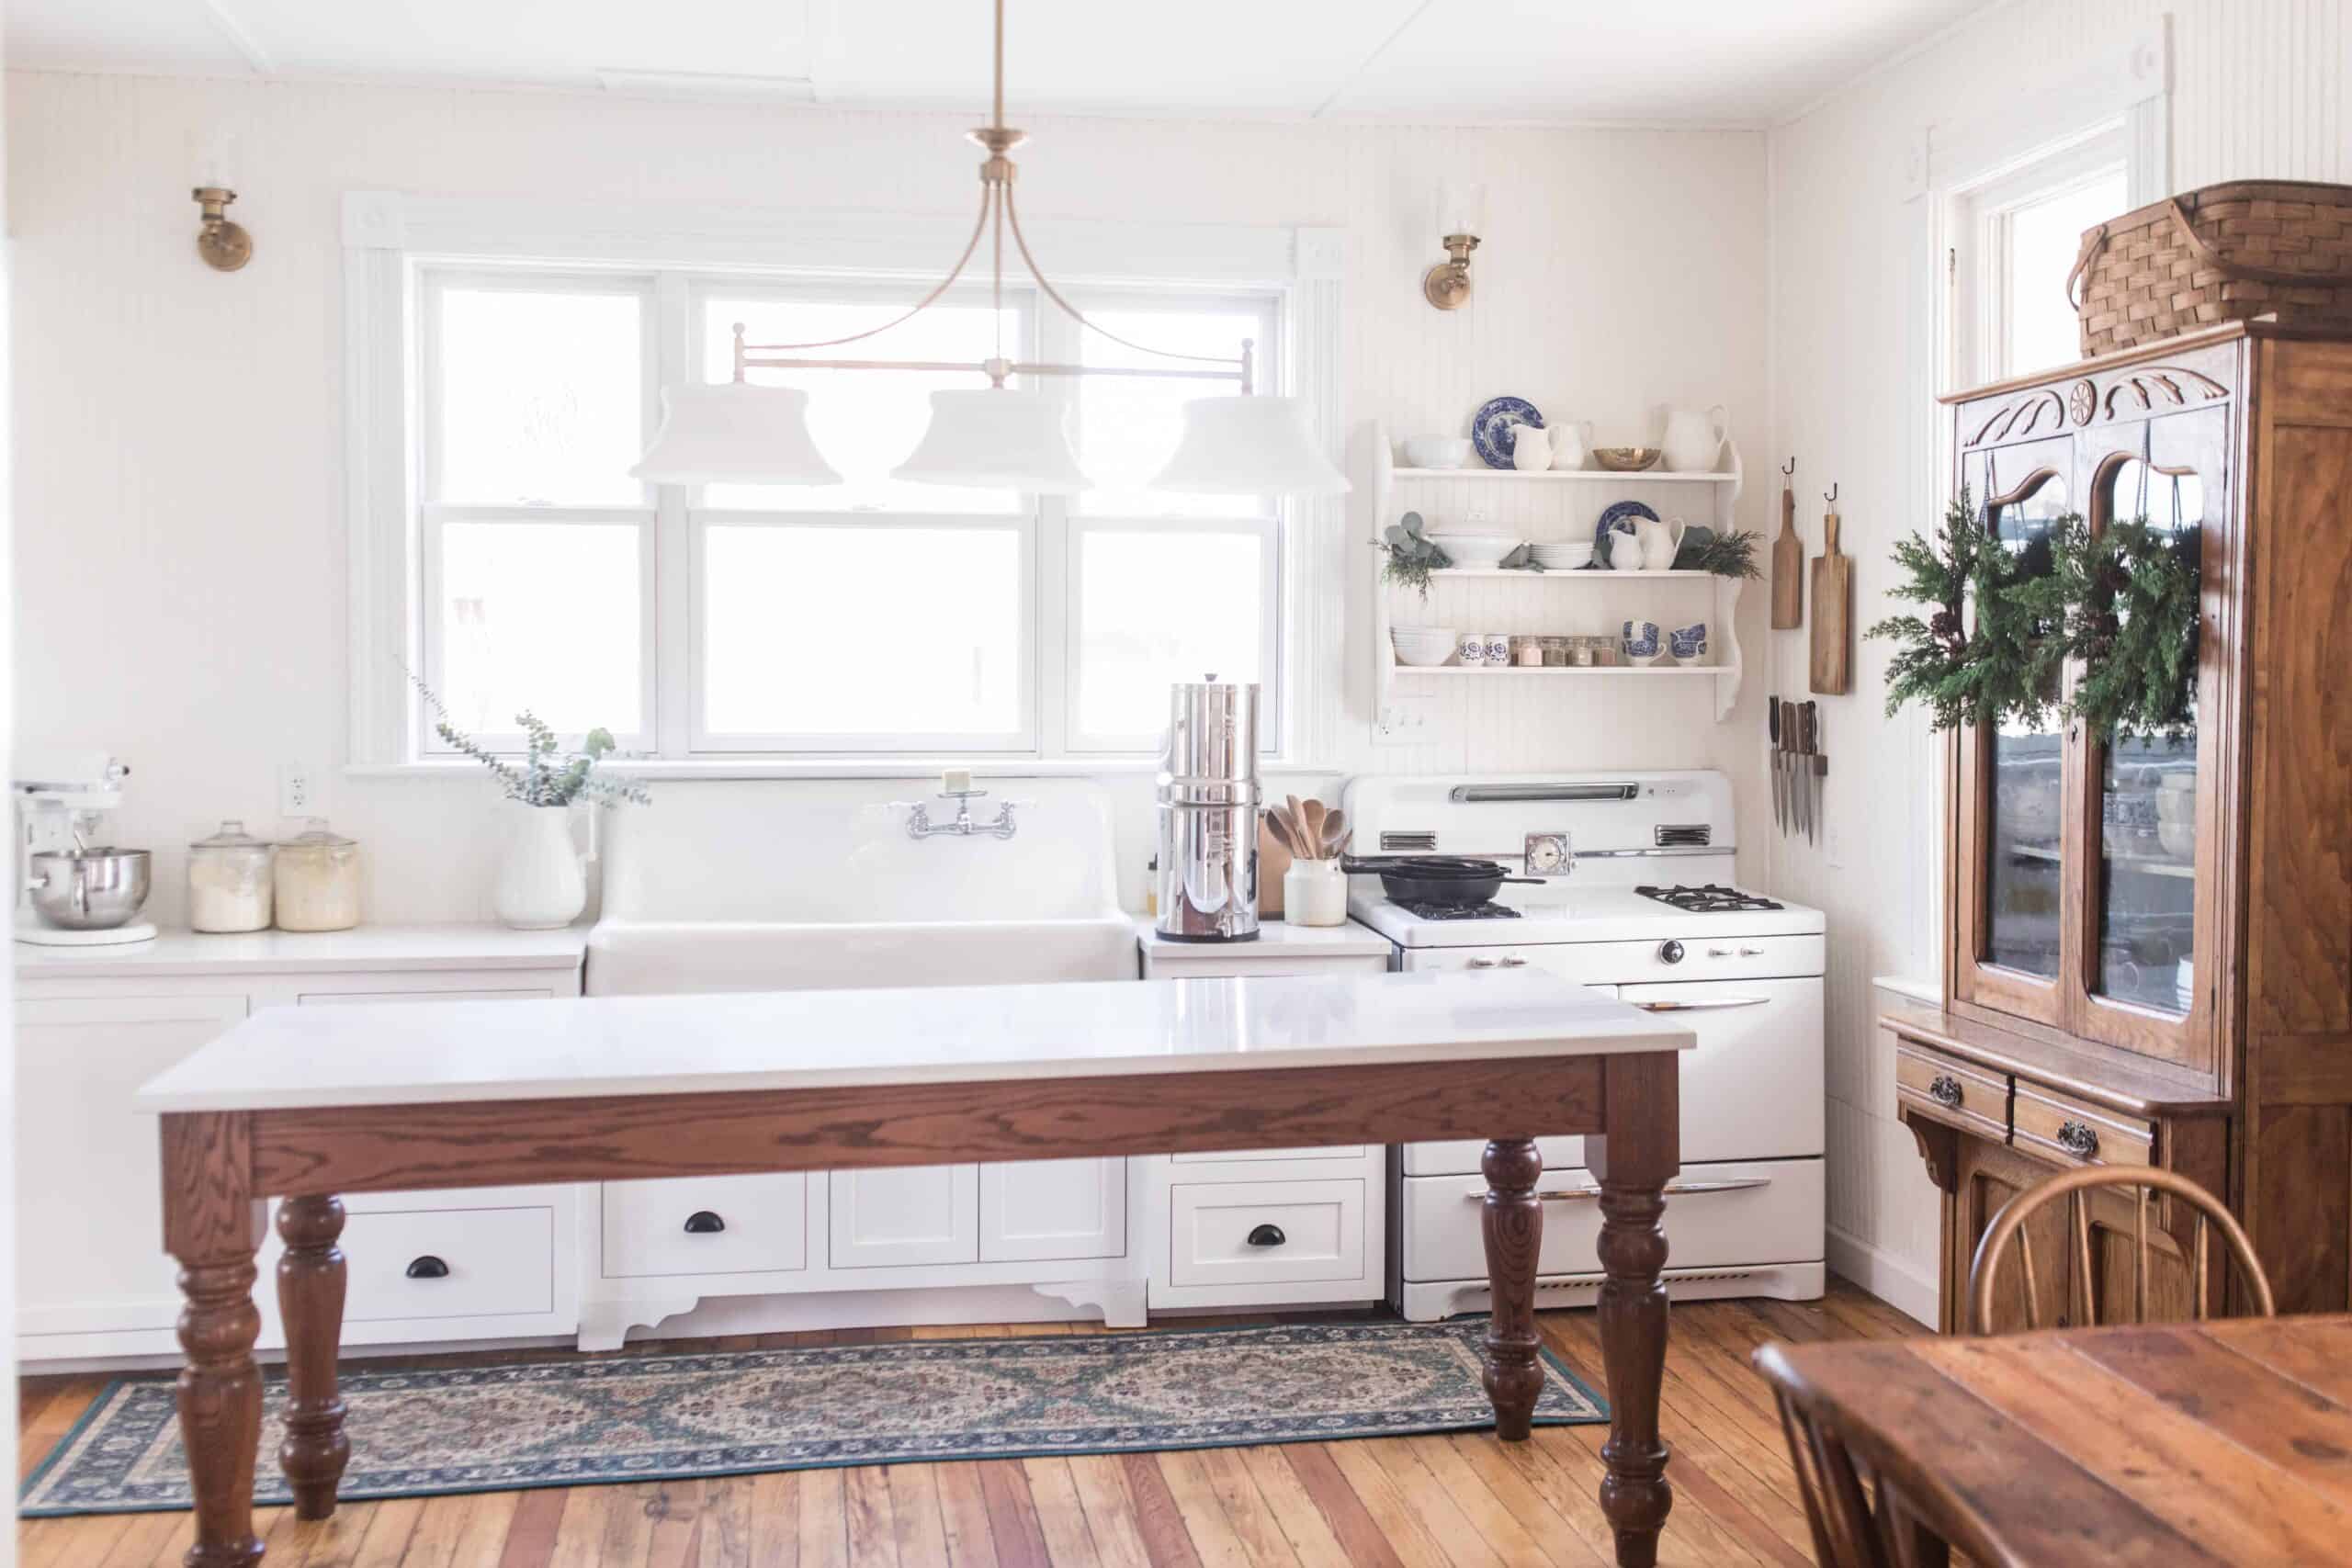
[[1341, 855, 1543, 907]]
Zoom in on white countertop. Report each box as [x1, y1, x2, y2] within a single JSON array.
[[136, 969, 1690, 1113], [1134, 916, 1395, 960], [15, 923, 589, 979]]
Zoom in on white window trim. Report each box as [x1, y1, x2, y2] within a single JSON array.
[[342, 191, 1348, 775]]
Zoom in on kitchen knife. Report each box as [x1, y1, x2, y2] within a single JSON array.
[[1800, 701, 1820, 844], [1804, 699, 1827, 842], [1789, 701, 1808, 842], [1767, 697, 1785, 834]]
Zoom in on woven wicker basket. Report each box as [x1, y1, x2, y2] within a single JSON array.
[[2071, 180, 2352, 356]]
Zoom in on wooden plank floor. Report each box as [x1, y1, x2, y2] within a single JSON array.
[[17, 1282, 1920, 1566]]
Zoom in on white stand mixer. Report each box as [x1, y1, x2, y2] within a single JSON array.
[[14, 753, 158, 946]]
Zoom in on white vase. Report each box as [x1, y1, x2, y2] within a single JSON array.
[[1283, 859, 1348, 927], [492, 802, 590, 930]]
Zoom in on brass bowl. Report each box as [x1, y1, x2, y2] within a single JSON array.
[[1592, 446, 1663, 471]]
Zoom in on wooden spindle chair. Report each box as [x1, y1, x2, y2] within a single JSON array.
[[1966, 1164, 2273, 1336], [1769, 1385, 1952, 1567]]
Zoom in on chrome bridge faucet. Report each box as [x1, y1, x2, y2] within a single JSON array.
[[905, 772, 1019, 840]]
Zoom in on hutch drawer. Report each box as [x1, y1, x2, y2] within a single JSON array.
[[1894, 1042, 2009, 1143], [2011, 1083, 2154, 1169]]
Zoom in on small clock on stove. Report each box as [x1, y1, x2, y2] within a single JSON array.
[[1524, 832, 1570, 875]]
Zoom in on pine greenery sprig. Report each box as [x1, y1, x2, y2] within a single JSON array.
[[1680, 527, 1763, 581], [2055, 514, 2201, 743], [407, 671, 651, 807], [1865, 488, 2066, 732]]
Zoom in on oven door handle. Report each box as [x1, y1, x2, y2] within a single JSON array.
[[1626, 996, 1770, 1012], [1466, 1177, 1772, 1203]]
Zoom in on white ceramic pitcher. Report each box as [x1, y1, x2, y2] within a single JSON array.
[[1636, 515, 1689, 571], [1548, 419, 1594, 471], [1661, 404, 1729, 473], [1510, 423, 1553, 472], [492, 801, 594, 930]]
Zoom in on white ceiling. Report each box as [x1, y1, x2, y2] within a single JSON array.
[[6, 0, 1988, 126]]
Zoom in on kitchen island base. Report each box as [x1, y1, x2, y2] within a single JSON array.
[[142, 973, 1687, 1568]]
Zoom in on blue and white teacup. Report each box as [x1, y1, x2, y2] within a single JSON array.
[[1668, 621, 1709, 663], [1621, 619, 1663, 666]]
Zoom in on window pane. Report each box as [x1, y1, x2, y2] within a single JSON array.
[[435, 285, 644, 505], [1075, 527, 1265, 743], [1075, 306, 1268, 519], [2004, 171, 2127, 376], [702, 297, 1022, 513], [437, 523, 642, 737], [703, 525, 1024, 739]]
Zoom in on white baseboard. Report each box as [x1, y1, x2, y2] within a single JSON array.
[[1826, 1225, 1939, 1327]]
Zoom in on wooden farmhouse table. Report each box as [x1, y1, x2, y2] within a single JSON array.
[[1756, 1314, 2352, 1564], [137, 968, 1691, 1568]]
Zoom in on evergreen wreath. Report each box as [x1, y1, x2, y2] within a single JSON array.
[[2053, 513, 2201, 743], [1865, 487, 2067, 732]]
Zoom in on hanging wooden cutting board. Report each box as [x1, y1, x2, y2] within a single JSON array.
[[1810, 509, 1852, 694], [1771, 479, 1803, 628]]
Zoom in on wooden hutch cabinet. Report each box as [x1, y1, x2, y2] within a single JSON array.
[[1889, 319, 2352, 1331]]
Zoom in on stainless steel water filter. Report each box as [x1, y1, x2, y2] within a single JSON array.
[[1154, 676, 1261, 942]]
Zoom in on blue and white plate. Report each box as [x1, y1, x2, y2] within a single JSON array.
[[1594, 500, 1661, 564], [1471, 397, 1544, 469]]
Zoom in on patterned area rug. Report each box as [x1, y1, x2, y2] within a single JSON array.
[[21, 1320, 1605, 1517]]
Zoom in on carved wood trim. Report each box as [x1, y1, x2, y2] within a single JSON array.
[[1965, 364, 2232, 448], [1900, 1106, 1962, 1194]]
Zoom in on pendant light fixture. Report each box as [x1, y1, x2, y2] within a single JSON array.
[[631, 0, 1347, 501]]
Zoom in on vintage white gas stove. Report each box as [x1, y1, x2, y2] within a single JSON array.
[[1341, 771, 1826, 1320]]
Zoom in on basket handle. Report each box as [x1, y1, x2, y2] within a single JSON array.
[[2067, 223, 2109, 312], [2165, 194, 2352, 288]]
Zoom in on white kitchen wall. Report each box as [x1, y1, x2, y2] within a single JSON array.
[[1765, 0, 2352, 1323], [7, 71, 1770, 927]]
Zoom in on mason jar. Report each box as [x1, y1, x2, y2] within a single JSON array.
[[187, 820, 274, 933]]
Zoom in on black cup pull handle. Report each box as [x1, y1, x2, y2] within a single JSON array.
[[1246, 1224, 1286, 1247], [404, 1255, 449, 1280], [684, 1211, 727, 1235]]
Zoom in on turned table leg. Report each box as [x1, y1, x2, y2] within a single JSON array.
[[277, 1195, 350, 1519], [1590, 1053, 1679, 1568], [162, 1114, 266, 1568], [1479, 1137, 1545, 1440]]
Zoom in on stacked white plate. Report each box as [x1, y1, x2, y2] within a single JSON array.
[[1391, 626, 1459, 667], [1529, 542, 1595, 570]]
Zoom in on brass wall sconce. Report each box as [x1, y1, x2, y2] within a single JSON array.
[[1422, 233, 1479, 310], [192, 186, 253, 272]]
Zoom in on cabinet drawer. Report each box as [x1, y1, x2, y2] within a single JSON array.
[[1894, 1042, 2009, 1141], [2012, 1083, 2153, 1168], [1168, 1179, 1366, 1288], [602, 1175, 808, 1279], [344, 1207, 553, 1322], [1171, 1145, 1366, 1164]]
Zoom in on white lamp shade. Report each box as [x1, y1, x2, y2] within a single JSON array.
[[1148, 395, 1351, 498], [891, 389, 1091, 494], [630, 383, 841, 485]]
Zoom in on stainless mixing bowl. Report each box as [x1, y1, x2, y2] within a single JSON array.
[[26, 848, 153, 930]]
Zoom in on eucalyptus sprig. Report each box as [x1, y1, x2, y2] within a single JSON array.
[[1375, 512, 1453, 600], [407, 671, 651, 807]]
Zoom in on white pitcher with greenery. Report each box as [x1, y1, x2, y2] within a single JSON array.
[[413, 679, 650, 930]]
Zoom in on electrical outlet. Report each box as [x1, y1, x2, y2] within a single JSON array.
[[1374, 698, 1433, 746], [278, 762, 314, 818], [1824, 817, 1846, 869]]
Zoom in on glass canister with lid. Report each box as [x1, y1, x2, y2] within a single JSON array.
[[187, 820, 274, 932], [274, 818, 362, 931]]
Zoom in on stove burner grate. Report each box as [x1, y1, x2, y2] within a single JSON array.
[[1392, 898, 1522, 920], [1635, 883, 1784, 914]]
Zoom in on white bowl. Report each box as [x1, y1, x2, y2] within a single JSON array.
[[1391, 626, 1459, 666], [1530, 543, 1595, 570], [1401, 436, 1473, 469], [1427, 532, 1518, 570]]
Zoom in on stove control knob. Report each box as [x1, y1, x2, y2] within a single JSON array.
[[1658, 940, 1686, 965]]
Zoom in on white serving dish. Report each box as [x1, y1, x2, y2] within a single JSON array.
[[1401, 436, 1472, 468], [1426, 532, 1518, 570]]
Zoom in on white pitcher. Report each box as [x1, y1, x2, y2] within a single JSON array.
[[1510, 423, 1552, 471], [1548, 419, 1594, 471], [492, 801, 594, 930], [1636, 515, 1689, 571], [1661, 404, 1729, 473]]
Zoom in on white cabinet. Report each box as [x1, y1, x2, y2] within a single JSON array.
[[829, 1165, 981, 1269], [602, 1175, 808, 1279], [14, 927, 587, 1366], [979, 1159, 1125, 1262], [1167, 1179, 1365, 1289]]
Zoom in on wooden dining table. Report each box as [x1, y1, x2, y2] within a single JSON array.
[[137, 968, 1690, 1568], [1755, 1314, 2352, 1565]]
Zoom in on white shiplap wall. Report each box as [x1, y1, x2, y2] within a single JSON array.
[[6, 72, 1770, 926], [1765, 0, 2351, 1324]]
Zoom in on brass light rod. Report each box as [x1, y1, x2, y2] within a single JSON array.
[[737, 355, 1249, 386]]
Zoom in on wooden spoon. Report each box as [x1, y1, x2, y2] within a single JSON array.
[[1263, 807, 1303, 859], [1318, 807, 1346, 854], [1303, 799, 1329, 860]]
